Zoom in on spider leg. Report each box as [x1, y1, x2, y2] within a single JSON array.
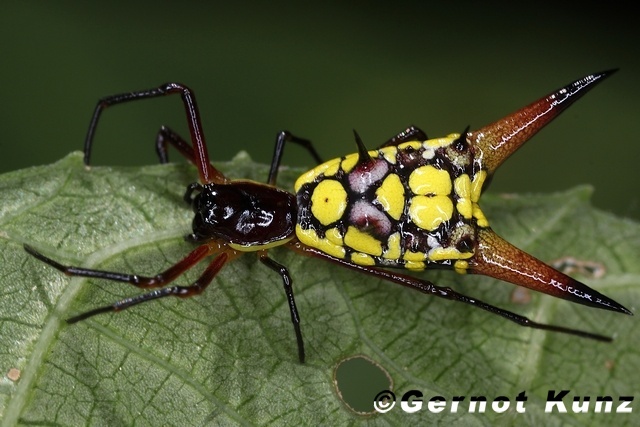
[[67, 252, 231, 323], [24, 243, 241, 324], [24, 243, 212, 289], [379, 125, 428, 148], [288, 241, 613, 342], [83, 82, 225, 184], [267, 131, 324, 186], [155, 125, 195, 164], [259, 252, 305, 363]]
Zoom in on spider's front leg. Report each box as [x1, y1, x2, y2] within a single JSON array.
[[82, 82, 226, 185]]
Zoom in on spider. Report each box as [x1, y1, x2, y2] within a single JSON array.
[[25, 70, 631, 363]]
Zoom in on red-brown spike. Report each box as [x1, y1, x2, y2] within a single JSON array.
[[469, 70, 617, 174], [469, 228, 632, 315]]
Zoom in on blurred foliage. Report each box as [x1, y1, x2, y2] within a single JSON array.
[[1, 2, 638, 221]]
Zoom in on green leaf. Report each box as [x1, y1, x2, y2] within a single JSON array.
[[1, 152, 638, 426]]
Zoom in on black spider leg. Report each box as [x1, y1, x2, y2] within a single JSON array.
[[259, 253, 305, 363], [83, 82, 222, 184], [261, 131, 324, 362], [155, 125, 198, 164], [261, 130, 325, 363], [379, 125, 429, 148], [156, 127, 323, 186], [290, 243, 613, 342], [267, 131, 324, 186], [23, 244, 234, 322]]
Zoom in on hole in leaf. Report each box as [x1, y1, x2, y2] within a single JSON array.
[[333, 354, 392, 415]]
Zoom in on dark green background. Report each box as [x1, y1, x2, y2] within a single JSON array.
[[2, 2, 639, 219]]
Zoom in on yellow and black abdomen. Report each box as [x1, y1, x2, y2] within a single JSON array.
[[294, 133, 489, 273]]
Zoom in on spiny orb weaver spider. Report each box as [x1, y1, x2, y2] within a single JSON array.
[[25, 70, 632, 363]]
